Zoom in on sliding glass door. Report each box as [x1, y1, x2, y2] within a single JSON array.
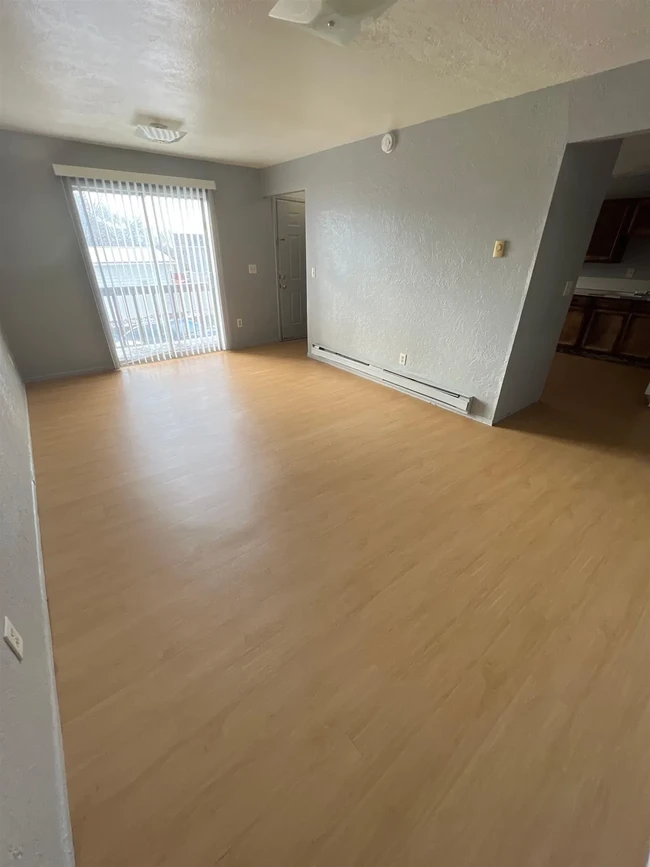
[[70, 177, 225, 365]]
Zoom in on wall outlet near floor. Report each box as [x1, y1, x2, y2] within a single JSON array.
[[236, 318, 243, 328], [563, 280, 575, 297], [4, 617, 24, 661], [248, 264, 257, 274], [626, 268, 636, 278], [399, 352, 407, 366]]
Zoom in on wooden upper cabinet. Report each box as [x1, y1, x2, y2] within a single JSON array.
[[629, 199, 650, 238], [585, 199, 637, 263]]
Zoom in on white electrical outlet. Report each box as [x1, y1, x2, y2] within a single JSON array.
[[399, 352, 407, 366], [563, 280, 575, 297], [626, 268, 636, 278], [236, 318, 243, 328], [4, 617, 23, 661], [311, 267, 316, 278], [248, 264, 257, 274]]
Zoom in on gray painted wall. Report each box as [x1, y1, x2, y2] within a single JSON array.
[[494, 140, 622, 422], [0, 327, 74, 866], [265, 89, 570, 421], [0, 131, 278, 381], [263, 59, 650, 422]]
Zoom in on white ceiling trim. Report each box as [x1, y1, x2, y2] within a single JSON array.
[[52, 165, 216, 190]]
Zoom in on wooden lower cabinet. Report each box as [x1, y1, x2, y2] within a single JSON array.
[[558, 295, 650, 366]]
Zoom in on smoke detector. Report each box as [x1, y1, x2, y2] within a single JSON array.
[[268, 0, 398, 45], [133, 117, 187, 144]]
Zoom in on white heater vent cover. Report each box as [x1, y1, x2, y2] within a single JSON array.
[[310, 345, 473, 414], [268, 0, 398, 45]]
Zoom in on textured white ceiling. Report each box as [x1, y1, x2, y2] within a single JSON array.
[[1, 0, 649, 167]]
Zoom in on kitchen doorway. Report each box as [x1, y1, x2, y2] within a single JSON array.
[[496, 134, 650, 429]]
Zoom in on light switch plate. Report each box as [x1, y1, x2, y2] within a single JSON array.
[[248, 264, 257, 274], [4, 617, 23, 661], [311, 267, 316, 278], [493, 240, 506, 258]]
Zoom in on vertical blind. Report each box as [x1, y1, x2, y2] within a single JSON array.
[[69, 177, 225, 365]]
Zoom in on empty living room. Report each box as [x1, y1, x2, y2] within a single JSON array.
[[2, 2, 650, 866]]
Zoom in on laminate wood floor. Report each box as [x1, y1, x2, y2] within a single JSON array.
[[28, 342, 650, 867]]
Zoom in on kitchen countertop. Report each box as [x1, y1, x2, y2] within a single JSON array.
[[576, 276, 650, 300]]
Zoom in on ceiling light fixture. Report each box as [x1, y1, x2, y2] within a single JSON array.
[[133, 118, 187, 145], [268, 0, 398, 45]]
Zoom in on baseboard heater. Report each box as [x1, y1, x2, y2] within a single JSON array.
[[310, 344, 473, 414]]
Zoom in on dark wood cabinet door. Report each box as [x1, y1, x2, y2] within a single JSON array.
[[619, 313, 650, 360], [558, 307, 586, 347], [629, 199, 650, 238], [582, 310, 627, 352], [585, 199, 636, 263]]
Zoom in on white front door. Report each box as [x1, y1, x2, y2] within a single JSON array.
[[276, 198, 307, 340]]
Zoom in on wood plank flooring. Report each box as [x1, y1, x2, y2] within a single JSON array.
[[28, 342, 650, 867]]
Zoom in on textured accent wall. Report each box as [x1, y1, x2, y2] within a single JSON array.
[[0, 327, 74, 866], [265, 89, 569, 421], [263, 59, 650, 422], [0, 131, 278, 381]]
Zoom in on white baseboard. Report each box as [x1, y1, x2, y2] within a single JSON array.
[[26, 365, 116, 383]]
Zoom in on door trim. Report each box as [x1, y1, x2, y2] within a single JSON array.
[[272, 197, 283, 341], [273, 194, 306, 341]]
